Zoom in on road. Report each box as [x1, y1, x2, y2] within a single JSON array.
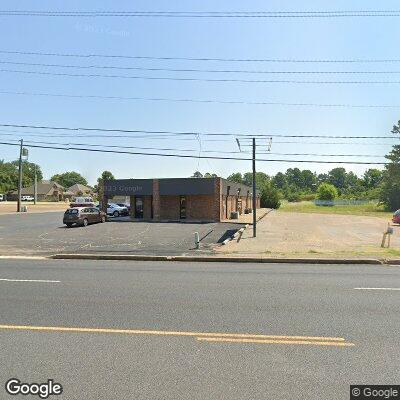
[[0, 212, 240, 256], [0, 259, 399, 399]]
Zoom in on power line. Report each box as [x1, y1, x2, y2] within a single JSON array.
[[3, 60, 400, 75], [0, 140, 387, 165], [2, 50, 400, 63], [1, 10, 400, 18], [1, 89, 400, 109], [13, 138, 387, 158], [5, 68, 400, 84], [0, 123, 396, 139]]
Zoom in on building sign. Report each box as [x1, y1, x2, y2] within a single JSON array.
[[103, 179, 153, 196]]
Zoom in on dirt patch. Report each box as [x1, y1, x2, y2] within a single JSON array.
[[218, 211, 398, 258], [0, 201, 69, 215]]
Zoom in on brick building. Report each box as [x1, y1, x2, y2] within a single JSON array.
[[102, 177, 260, 222]]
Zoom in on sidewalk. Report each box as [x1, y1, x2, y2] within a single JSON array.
[[217, 210, 400, 259]]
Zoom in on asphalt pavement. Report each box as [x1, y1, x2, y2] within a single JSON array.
[[0, 212, 240, 256], [0, 259, 399, 399]]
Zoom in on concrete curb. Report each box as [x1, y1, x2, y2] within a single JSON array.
[[50, 253, 388, 265]]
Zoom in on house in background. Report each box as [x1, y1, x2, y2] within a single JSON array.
[[9, 180, 65, 201], [67, 184, 94, 197]]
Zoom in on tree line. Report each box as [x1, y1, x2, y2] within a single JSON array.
[[0, 162, 115, 197], [223, 168, 384, 209], [191, 118, 400, 211]]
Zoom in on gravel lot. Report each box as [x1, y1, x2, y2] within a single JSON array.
[[0, 212, 242, 256], [218, 210, 398, 258]]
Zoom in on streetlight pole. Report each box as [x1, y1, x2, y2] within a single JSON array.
[[17, 139, 23, 212], [252, 137, 257, 237]]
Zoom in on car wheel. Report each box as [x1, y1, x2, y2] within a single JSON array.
[[66, 223, 73, 228], [113, 210, 119, 217], [83, 218, 89, 227], [101, 215, 106, 223]]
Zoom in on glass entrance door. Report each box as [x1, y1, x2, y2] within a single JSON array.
[[135, 197, 144, 219], [180, 196, 186, 219]]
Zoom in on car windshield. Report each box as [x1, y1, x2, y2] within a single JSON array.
[[395, 210, 400, 216], [65, 209, 79, 214]]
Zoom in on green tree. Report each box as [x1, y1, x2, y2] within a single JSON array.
[[300, 170, 317, 191], [285, 168, 303, 188], [272, 172, 287, 189], [191, 171, 203, 178], [328, 168, 347, 192], [94, 170, 115, 193], [317, 173, 329, 185], [316, 183, 338, 201], [203, 172, 217, 178], [379, 121, 400, 210], [243, 172, 269, 188], [51, 171, 88, 188], [380, 146, 400, 210], [260, 182, 281, 209], [99, 170, 115, 182], [0, 160, 43, 192], [227, 172, 243, 184], [363, 168, 383, 189]]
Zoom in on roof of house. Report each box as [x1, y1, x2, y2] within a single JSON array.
[[12, 180, 64, 195], [67, 183, 93, 193]]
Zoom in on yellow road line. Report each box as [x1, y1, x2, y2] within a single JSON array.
[[197, 337, 355, 347], [0, 324, 346, 342]]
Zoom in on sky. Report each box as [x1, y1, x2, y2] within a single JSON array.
[[1, 1, 400, 185]]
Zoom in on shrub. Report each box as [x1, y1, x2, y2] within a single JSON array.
[[316, 183, 338, 201], [260, 183, 281, 209], [286, 192, 301, 202], [299, 193, 316, 201]]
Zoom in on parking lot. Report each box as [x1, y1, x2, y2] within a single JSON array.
[[0, 212, 242, 256]]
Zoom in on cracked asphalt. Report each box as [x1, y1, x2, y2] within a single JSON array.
[[0, 212, 242, 256]]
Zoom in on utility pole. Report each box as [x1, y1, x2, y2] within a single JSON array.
[[17, 139, 23, 212], [34, 164, 37, 205], [252, 137, 257, 237]]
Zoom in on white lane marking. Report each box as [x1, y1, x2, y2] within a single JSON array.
[[0, 256, 48, 260], [0, 278, 60, 283], [354, 287, 400, 291]]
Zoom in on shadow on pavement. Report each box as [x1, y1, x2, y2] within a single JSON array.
[[217, 229, 238, 243]]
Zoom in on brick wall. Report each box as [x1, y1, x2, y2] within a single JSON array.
[[143, 196, 152, 220], [159, 195, 180, 220], [187, 195, 217, 221], [152, 179, 160, 221]]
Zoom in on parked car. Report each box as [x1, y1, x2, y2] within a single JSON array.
[[63, 207, 106, 227], [116, 203, 131, 214], [0, 194, 5, 201], [392, 209, 400, 224], [96, 203, 128, 217], [21, 195, 34, 201], [70, 196, 95, 208]]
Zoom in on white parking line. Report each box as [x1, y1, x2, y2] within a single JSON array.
[[354, 288, 400, 291], [0, 278, 60, 283]]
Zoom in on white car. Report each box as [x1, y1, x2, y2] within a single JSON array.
[[21, 195, 34, 201], [96, 203, 128, 217]]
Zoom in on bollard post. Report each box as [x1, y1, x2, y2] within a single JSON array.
[[194, 232, 200, 249]]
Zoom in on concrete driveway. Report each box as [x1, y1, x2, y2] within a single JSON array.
[[0, 212, 242, 256], [218, 211, 398, 258]]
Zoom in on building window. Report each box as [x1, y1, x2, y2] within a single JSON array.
[[180, 196, 186, 219]]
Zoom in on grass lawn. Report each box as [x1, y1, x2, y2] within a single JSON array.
[[278, 201, 393, 218]]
